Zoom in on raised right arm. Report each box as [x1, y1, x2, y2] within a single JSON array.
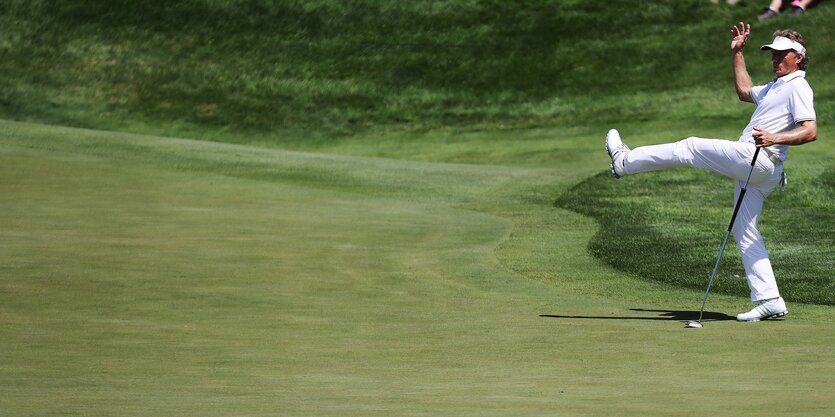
[[731, 22, 754, 103]]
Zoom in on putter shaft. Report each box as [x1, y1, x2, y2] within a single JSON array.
[[695, 147, 761, 325]]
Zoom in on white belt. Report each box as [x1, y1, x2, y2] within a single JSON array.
[[761, 148, 781, 165]]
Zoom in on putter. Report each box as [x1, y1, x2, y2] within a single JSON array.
[[686, 147, 761, 329]]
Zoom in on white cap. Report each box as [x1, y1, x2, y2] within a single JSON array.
[[761, 36, 806, 55]]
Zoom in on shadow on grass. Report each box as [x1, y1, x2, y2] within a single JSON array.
[[554, 168, 835, 305], [539, 308, 735, 322]]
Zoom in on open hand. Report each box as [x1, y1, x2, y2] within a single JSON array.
[[731, 22, 750, 53]]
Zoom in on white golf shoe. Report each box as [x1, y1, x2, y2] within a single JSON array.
[[737, 297, 788, 322], [605, 129, 630, 179]]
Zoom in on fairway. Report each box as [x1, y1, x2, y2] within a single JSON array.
[[2, 120, 835, 416]]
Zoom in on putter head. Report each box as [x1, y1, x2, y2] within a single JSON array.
[[685, 320, 703, 328]]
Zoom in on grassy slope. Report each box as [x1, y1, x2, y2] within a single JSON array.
[[1, 0, 832, 142], [2, 120, 835, 417], [557, 161, 835, 304]]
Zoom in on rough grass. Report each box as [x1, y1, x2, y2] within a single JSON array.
[[1, 0, 833, 141], [556, 166, 835, 304]]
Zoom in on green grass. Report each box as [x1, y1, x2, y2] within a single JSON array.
[[556, 164, 835, 305], [3, 1, 835, 415], [3, 119, 835, 416], [2, 0, 834, 141]]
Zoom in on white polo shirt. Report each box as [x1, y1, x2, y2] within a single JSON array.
[[738, 70, 816, 161]]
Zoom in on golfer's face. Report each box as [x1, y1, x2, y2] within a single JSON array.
[[772, 50, 800, 78]]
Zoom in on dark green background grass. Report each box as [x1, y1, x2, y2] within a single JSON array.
[[2, 0, 832, 139]]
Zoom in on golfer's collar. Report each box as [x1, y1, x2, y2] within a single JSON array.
[[774, 70, 806, 84]]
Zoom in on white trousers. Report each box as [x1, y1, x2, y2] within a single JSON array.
[[622, 137, 784, 302]]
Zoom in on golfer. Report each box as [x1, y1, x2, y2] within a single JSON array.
[[605, 22, 817, 322]]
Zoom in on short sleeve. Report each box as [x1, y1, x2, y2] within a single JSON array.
[[790, 82, 816, 123]]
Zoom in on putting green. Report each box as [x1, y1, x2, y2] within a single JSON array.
[[2, 120, 834, 416]]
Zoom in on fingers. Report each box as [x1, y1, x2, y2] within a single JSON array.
[[731, 22, 751, 37], [752, 128, 771, 147]]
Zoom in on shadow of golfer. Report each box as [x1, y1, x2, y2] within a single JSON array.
[[539, 308, 736, 322]]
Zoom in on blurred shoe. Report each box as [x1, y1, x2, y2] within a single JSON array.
[[737, 297, 788, 322], [791, 5, 806, 14], [757, 8, 779, 20], [605, 129, 630, 179]]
